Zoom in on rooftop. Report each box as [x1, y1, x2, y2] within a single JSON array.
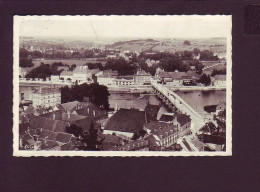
[[175, 113, 191, 126], [104, 108, 146, 133], [214, 75, 226, 81], [60, 70, 73, 77]]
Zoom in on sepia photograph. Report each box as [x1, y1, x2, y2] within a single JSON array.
[[13, 15, 232, 156]]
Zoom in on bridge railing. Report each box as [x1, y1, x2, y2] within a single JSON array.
[[151, 81, 203, 119]]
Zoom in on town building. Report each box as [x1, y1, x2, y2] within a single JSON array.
[[144, 121, 178, 149], [31, 87, 61, 108], [19, 67, 31, 78], [114, 76, 135, 86], [57, 66, 70, 71], [104, 108, 147, 138], [51, 75, 59, 82], [212, 75, 226, 87], [134, 70, 151, 85], [144, 103, 160, 122], [72, 66, 100, 84], [60, 70, 73, 81], [172, 113, 192, 136]]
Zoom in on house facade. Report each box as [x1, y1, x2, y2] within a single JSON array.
[[173, 113, 192, 137], [31, 87, 61, 108], [134, 70, 151, 85], [212, 75, 226, 87]]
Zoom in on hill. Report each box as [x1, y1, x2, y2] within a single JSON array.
[[105, 38, 226, 58]]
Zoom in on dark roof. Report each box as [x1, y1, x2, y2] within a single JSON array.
[[39, 140, 59, 150], [175, 113, 191, 126], [144, 121, 177, 139], [38, 129, 58, 141], [75, 103, 107, 119], [159, 114, 174, 122], [121, 138, 149, 151], [56, 132, 73, 143], [40, 110, 87, 122], [30, 116, 70, 133], [19, 123, 30, 135], [104, 108, 146, 133], [144, 104, 160, 122]]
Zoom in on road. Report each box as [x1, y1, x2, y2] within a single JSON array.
[[151, 80, 205, 132]]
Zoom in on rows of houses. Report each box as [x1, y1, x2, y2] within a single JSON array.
[[102, 102, 192, 151], [19, 100, 107, 150], [155, 67, 226, 87]]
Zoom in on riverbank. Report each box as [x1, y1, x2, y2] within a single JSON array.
[[19, 80, 225, 92], [167, 86, 226, 91]]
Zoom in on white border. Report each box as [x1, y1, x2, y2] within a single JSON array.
[[13, 15, 232, 157]]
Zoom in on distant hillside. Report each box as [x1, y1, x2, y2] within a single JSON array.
[[105, 38, 226, 57]]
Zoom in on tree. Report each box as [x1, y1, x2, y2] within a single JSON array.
[[193, 48, 200, 56], [61, 83, 110, 111], [78, 121, 101, 151], [198, 74, 211, 86], [183, 40, 191, 46], [199, 50, 219, 61]]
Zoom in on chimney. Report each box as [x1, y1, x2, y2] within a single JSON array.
[[68, 110, 71, 119], [53, 113, 56, 119]]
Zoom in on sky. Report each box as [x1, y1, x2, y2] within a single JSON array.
[[16, 15, 231, 40]]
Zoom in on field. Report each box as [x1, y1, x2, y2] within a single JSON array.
[[105, 38, 226, 58]]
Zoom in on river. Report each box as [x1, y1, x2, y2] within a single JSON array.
[[19, 85, 226, 114]]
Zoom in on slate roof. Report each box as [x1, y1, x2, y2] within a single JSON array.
[[145, 121, 177, 139], [75, 103, 107, 119], [121, 138, 149, 151], [29, 116, 70, 133], [144, 104, 160, 122], [104, 108, 146, 133], [58, 101, 80, 112], [159, 114, 174, 122], [19, 123, 30, 135], [175, 113, 191, 126], [56, 132, 73, 143], [214, 75, 226, 81], [40, 110, 87, 122]]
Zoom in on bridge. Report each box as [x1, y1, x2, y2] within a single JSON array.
[[151, 80, 205, 132]]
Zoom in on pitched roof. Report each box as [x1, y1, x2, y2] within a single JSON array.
[[29, 116, 70, 132], [19, 123, 30, 135], [168, 72, 188, 80], [56, 132, 73, 143], [38, 129, 58, 141], [159, 114, 174, 122], [104, 108, 146, 133], [144, 104, 160, 122], [214, 75, 226, 81], [144, 121, 177, 139], [175, 113, 191, 126], [60, 70, 73, 77], [75, 103, 107, 119], [59, 101, 80, 112], [121, 138, 149, 151], [40, 110, 87, 122]]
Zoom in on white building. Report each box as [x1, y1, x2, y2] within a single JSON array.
[[213, 75, 226, 87], [72, 66, 100, 84], [51, 75, 59, 82], [60, 71, 73, 81], [97, 75, 116, 86], [31, 87, 61, 108], [114, 76, 135, 86]]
